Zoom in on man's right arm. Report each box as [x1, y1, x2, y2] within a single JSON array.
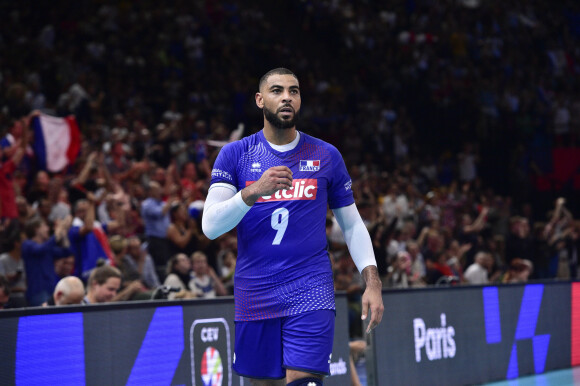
[[201, 183, 251, 240], [202, 166, 293, 240]]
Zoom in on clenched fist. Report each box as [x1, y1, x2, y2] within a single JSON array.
[[242, 166, 293, 206]]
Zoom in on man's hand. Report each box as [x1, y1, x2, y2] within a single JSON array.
[[361, 265, 384, 334], [54, 215, 73, 247], [54, 215, 72, 236], [242, 166, 293, 206]]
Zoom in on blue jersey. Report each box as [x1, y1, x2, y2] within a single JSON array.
[[210, 130, 354, 321]]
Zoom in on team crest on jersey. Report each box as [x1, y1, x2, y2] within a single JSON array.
[[299, 160, 320, 172], [250, 162, 262, 173]]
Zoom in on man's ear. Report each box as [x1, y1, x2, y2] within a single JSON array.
[[255, 92, 264, 109]]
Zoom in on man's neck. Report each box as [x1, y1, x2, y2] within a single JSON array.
[[86, 293, 97, 304], [262, 125, 297, 146]]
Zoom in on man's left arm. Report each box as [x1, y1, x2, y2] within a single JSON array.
[[333, 204, 384, 333]]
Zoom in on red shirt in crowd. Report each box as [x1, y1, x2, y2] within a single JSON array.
[[0, 159, 18, 218]]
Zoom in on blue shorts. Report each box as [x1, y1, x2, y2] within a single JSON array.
[[233, 310, 335, 379]]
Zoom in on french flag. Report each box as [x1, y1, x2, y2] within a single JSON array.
[[299, 160, 321, 171], [32, 114, 81, 172]]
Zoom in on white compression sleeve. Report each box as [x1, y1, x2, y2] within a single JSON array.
[[332, 203, 377, 273], [202, 183, 252, 240]]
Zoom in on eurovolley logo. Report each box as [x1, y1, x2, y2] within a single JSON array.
[[482, 284, 550, 379], [190, 318, 232, 386], [201, 346, 223, 386]]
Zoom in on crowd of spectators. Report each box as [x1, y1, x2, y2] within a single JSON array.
[[0, 0, 579, 346]]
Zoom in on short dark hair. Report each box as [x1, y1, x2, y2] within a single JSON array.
[[88, 263, 121, 286], [24, 218, 43, 239], [258, 68, 297, 91]]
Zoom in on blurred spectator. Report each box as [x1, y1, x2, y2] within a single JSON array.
[[381, 183, 409, 226], [0, 132, 26, 219], [83, 261, 135, 304], [505, 216, 534, 266], [543, 198, 573, 244], [189, 251, 226, 298], [54, 255, 75, 282], [69, 199, 115, 280], [456, 206, 489, 267], [0, 275, 10, 309], [48, 178, 72, 222], [22, 216, 73, 306], [418, 191, 441, 228], [500, 259, 534, 284], [109, 235, 134, 280], [464, 251, 493, 285], [0, 221, 26, 307], [124, 236, 160, 289], [163, 253, 194, 300], [446, 240, 471, 281], [425, 251, 456, 286], [532, 223, 551, 279], [369, 214, 397, 278], [385, 251, 423, 288], [457, 142, 479, 183], [217, 249, 236, 295], [141, 181, 172, 273], [68, 152, 113, 205], [1, 115, 34, 174], [26, 171, 50, 207], [109, 235, 151, 300], [45, 276, 85, 306], [447, 255, 465, 283], [30, 197, 50, 224], [406, 240, 426, 281], [419, 226, 445, 267], [1, 118, 25, 151], [105, 141, 133, 185], [97, 189, 129, 236], [180, 161, 205, 202], [167, 201, 200, 257], [542, 198, 576, 278], [83, 263, 119, 304], [486, 236, 506, 278]]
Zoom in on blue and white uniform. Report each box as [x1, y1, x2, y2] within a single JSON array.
[[210, 130, 354, 322]]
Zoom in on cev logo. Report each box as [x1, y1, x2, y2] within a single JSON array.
[[201, 327, 219, 342]]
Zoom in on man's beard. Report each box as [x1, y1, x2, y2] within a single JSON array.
[[263, 105, 299, 129]]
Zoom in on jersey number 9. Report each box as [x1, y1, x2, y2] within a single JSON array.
[[270, 208, 289, 245]]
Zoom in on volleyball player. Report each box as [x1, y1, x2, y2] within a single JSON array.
[[202, 68, 383, 386]]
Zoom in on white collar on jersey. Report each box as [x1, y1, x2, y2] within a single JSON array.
[[267, 131, 300, 152]]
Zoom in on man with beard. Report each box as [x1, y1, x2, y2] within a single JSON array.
[[202, 68, 383, 386]]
